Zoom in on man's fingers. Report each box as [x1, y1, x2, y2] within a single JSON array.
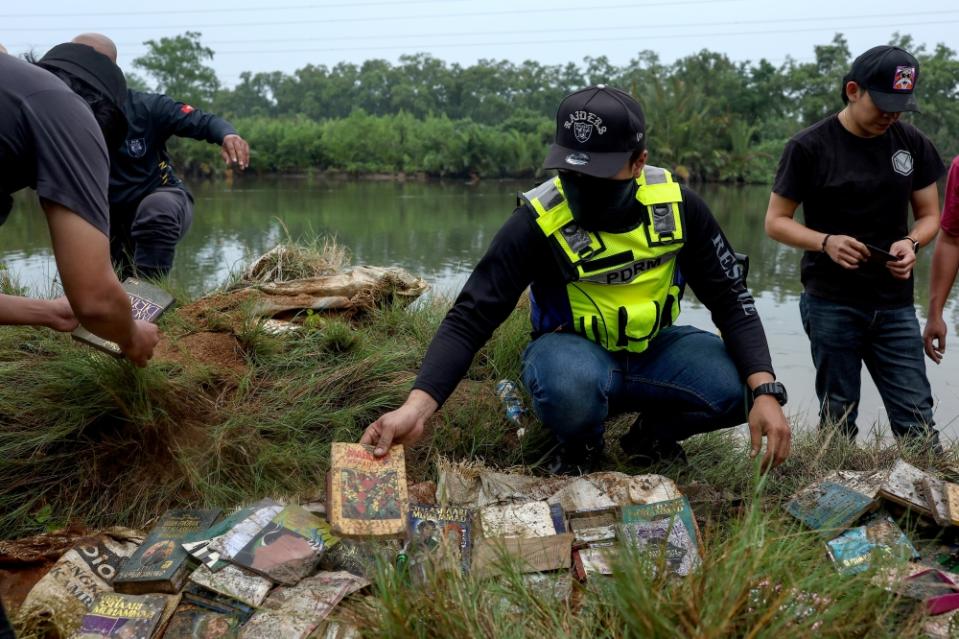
[[748, 421, 762, 458], [359, 423, 378, 446], [220, 147, 232, 165], [373, 422, 395, 457]]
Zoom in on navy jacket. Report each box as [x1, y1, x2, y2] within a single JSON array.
[[109, 90, 236, 209]]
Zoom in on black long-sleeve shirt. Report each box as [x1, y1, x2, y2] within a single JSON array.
[[413, 185, 774, 407], [109, 90, 237, 208]]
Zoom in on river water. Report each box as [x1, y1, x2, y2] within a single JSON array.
[[4, 177, 959, 440]]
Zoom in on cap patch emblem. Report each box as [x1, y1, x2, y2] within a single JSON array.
[[565, 152, 590, 166], [893, 66, 915, 91], [564, 110, 607, 144]]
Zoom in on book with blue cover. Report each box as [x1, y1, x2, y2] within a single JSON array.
[[826, 515, 919, 575], [786, 480, 878, 538], [408, 504, 472, 574]]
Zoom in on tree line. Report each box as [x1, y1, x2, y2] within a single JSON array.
[[131, 32, 959, 182]]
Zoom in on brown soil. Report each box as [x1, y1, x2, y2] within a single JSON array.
[[155, 332, 247, 377], [0, 526, 93, 611]]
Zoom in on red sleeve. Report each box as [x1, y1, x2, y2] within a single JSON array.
[[941, 157, 959, 237]]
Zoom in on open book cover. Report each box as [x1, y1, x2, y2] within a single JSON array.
[[72, 278, 174, 356]]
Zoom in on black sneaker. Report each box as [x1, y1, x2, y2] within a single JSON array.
[[619, 421, 688, 467], [545, 442, 605, 476]]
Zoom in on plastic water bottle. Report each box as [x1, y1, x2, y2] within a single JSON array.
[[495, 379, 526, 426]]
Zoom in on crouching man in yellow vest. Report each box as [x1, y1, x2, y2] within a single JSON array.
[[362, 86, 791, 473]]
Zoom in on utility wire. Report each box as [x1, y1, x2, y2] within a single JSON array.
[[88, 9, 959, 48], [0, 0, 472, 18], [99, 18, 959, 56], [0, 0, 743, 31]]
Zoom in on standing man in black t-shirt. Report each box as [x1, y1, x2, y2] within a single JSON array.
[[765, 45, 945, 443], [0, 45, 159, 365], [73, 33, 250, 280]]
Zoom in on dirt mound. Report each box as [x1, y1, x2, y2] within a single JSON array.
[[155, 331, 247, 376]]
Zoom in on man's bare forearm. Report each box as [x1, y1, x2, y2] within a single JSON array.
[[0, 294, 58, 326], [928, 232, 959, 319]]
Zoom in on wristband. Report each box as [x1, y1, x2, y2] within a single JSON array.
[[821, 234, 832, 253], [902, 235, 919, 253]]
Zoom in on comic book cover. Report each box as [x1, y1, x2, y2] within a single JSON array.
[[74, 592, 173, 639], [407, 504, 472, 574], [826, 515, 919, 575], [161, 603, 241, 639], [620, 497, 702, 577], [72, 278, 174, 356], [114, 510, 220, 595], [230, 505, 337, 585], [181, 506, 257, 572], [328, 444, 408, 538]]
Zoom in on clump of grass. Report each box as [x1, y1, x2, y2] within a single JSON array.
[[241, 236, 349, 285]]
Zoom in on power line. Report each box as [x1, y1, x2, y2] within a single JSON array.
[[84, 9, 957, 48], [0, 0, 743, 31], [104, 18, 959, 56], [0, 0, 472, 18]]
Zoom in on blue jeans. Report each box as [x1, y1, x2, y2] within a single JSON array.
[[799, 292, 936, 439], [520, 326, 749, 447]]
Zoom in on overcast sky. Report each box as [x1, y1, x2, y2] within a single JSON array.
[[2, 0, 956, 87]]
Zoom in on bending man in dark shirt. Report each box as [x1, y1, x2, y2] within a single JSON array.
[[765, 45, 944, 444], [0, 44, 159, 366], [361, 86, 791, 473], [74, 33, 250, 280]]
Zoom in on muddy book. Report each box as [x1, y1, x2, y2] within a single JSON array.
[[921, 478, 952, 527], [479, 501, 559, 538], [17, 532, 140, 632], [328, 443, 408, 538], [229, 504, 337, 585], [620, 497, 702, 577], [472, 534, 574, 578], [947, 483, 959, 526], [878, 459, 934, 516], [160, 603, 241, 639], [75, 592, 177, 639], [238, 571, 369, 639], [408, 504, 472, 574], [181, 506, 258, 571], [568, 510, 618, 546], [72, 278, 174, 356], [826, 514, 919, 575], [188, 564, 273, 608], [205, 499, 286, 565], [114, 509, 221, 594], [785, 480, 878, 537], [180, 583, 256, 623]]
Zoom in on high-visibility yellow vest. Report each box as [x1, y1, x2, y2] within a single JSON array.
[[521, 165, 685, 353]]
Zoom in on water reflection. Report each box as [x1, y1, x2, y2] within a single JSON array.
[[2, 177, 957, 440]]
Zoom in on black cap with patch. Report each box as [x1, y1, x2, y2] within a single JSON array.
[[543, 85, 646, 178], [846, 45, 921, 113]]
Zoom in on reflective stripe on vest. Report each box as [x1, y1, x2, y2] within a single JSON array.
[[521, 165, 686, 353]]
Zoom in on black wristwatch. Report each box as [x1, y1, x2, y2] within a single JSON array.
[[752, 382, 788, 406]]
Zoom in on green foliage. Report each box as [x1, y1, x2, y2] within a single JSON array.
[[133, 31, 220, 108], [139, 30, 958, 182]]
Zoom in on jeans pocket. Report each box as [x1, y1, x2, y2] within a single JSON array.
[[799, 293, 811, 336]]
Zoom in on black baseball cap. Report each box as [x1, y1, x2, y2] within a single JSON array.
[[543, 85, 646, 178], [37, 43, 128, 114], [845, 45, 921, 113]]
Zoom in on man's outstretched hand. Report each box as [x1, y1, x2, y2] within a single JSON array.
[[221, 134, 250, 170], [360, 389, 438, 456]]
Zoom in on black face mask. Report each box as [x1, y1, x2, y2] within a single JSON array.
[[559, 172, 639, 232]]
